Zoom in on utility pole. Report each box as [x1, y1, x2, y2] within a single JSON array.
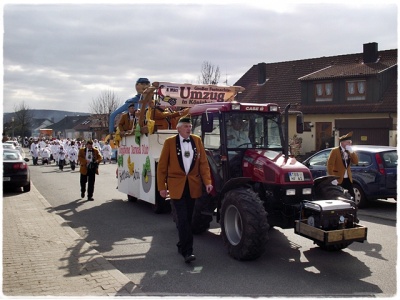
[[11, 117, 15, 139]]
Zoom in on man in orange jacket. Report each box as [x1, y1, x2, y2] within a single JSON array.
[[78, 140, 103, 201], [146, 100, 189, 130], [157, 116, 213, 263], [118, 103, 139, 135], [327, 131, 359, 199]]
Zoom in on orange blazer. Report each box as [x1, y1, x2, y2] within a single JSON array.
[[118, 113, 136, 131], [147, 107, 181, 130], [157, 134, 212, 199], [327, 147, 358, 184], [78, 147, 103, 175]]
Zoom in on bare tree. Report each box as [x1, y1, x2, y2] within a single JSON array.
[[89, 90, 122, 114], [198, 61, 221, 85], [13, 101, 34, 137], [89, 90, 122, 133]]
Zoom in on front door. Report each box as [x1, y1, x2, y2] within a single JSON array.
[[315, 122, 333, 151]]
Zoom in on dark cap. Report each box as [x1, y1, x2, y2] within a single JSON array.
[[178, 116, 191, 124], [136, 78, 150, 84], [339, 131, 353, 142], [128, 103, 136, 108]]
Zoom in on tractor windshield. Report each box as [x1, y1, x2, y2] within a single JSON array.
[[192, 111, 283, 150], [225, 112, 282, 149]]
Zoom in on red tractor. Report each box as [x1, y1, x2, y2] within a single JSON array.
[[186, 101, 367, 260]]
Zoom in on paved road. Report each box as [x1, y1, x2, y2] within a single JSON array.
[[4, 155, 397, 297]]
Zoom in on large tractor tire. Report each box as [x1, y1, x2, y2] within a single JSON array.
[[221, 188, 269, 260]]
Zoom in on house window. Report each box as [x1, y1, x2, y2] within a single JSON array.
[[346, 80, 366, 101], [315, 82, 332, 102]]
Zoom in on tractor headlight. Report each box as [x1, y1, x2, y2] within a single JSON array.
[[302, 188, 312, 195], [269, 105, 278, 112], [232, 102, 241, 110], [286, 189, 296, 196]]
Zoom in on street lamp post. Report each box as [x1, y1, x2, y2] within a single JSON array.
[[11, 117, 14, 139]]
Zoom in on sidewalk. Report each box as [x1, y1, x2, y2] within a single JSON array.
[[2, 184, 146, 297]]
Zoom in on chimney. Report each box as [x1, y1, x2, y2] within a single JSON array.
[[258, 62, 267, 85], [363, 42, 378, 63]]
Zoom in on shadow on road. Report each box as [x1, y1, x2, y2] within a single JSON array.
[[44, 197, 387, 297]]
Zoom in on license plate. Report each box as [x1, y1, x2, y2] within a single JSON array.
[[3, 177, 11, 182], [289, 172, 304, 181]]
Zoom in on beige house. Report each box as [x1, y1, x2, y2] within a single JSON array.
[[235, 42, 397, 155]]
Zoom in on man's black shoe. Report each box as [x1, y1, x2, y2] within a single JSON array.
[[81, 192, 85, 198], [184, 254, 196, 263], [87, 197, 94, 201]]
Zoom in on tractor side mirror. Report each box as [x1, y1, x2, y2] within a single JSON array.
[[201, 112, 214, 133], [296, 114, 304, 134]]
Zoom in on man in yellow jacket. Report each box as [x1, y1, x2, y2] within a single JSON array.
[[78, 140, 103, 201], [327, 131, 359, 199], [157, 116, 213, 263]]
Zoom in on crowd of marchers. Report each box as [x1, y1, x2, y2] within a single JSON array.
[[4, 136, 113, 170]]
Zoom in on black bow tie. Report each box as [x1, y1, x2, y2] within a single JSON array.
[[183, 139, 190, 143], [88, 149, 93, 152]]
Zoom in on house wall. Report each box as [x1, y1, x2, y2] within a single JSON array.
[[297, 113, 397, 154]]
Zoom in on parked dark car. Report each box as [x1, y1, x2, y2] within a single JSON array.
[[303, 145, 397, 208], [3, 148, 31, 193]]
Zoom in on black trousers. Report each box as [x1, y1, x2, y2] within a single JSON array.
[[80, 171, 96, 198], [171, 180, 195, 257], [341, 178, 355, 199], [58, 159, 65, 170]]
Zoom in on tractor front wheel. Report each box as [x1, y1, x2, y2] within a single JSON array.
[[221, 188, 269, 260]]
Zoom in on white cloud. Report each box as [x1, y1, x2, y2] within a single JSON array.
[[2, 1, 397, 113]]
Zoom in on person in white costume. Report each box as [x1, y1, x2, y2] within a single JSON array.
[[41, 145, 51, 165], [58, 145, 67, 171], [30, 139, 40, 165], [101, 141, 113, 164], [68, 141, 79, 171]]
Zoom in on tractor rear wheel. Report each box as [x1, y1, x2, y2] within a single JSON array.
[[221, 188, 269, 260]]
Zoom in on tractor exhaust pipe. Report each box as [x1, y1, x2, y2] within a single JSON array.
[[283, 104, 290, 161]]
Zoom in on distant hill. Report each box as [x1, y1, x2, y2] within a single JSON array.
[[3, 109, 90, 123]]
